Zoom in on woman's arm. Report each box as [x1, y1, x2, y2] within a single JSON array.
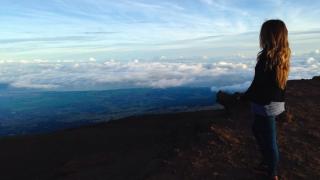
[[241, 67, 257, 101]]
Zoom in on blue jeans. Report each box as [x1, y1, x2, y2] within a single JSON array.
[[252, 114, 279, 176]]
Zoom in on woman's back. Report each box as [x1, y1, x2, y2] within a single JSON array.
[[246, 56, 286, 105]]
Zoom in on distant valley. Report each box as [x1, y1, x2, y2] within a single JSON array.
[[0, 87, 216, 136]]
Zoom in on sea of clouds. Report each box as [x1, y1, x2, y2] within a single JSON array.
[[0, 50, 319, 92]]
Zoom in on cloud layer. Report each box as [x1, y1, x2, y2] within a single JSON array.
[[0, 59, 252, 91], [1, 52, 319, 92]]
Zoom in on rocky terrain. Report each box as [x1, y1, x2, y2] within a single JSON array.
[[0, 76, 319, 180]]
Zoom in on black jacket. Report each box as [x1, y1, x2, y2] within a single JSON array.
[[244, 58, 286, 105]]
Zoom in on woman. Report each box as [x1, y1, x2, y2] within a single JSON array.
[[243, 19, 291, 180]]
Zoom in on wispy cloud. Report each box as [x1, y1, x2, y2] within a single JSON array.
[[0, 36, 94, 44], [0, 0, 319, 60]]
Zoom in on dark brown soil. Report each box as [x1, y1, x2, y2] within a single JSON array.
[[0, 77, 319, 180]]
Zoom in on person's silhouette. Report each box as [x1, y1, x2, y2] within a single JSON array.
[[243, 19, 291, 180]]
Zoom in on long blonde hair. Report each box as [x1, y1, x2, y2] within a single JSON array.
[[258, 19, 291, 89]]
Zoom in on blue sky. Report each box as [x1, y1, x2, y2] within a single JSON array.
[[0, 0, 320, 61]]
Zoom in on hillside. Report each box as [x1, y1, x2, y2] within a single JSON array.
[[0, 77, 319, 180]]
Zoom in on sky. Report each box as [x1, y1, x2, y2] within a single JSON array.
[[0, 0, 320, 91], [1, 0, 320, 61]]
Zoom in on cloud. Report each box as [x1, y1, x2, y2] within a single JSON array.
[[1, 0, 320, 60], [0, 36, 93, 44], [290, 30, 320, 35], [10, 82, 60, 89], [199, 0, 215, 5], [289, 55, 319, 80], [211, 81, 251, 92], [0, 58, 253, 91], [307, 57, 316, 64], [1, 53, 319, 91], [83, 31, 119, 35]]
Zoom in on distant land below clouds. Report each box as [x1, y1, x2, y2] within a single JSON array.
[[0, 87, 216, 136]]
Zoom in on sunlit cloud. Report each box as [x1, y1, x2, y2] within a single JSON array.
[[0, 52, 319, 91]]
